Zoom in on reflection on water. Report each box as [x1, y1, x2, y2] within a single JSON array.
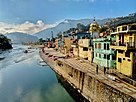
[[0, 45, 75, 102]]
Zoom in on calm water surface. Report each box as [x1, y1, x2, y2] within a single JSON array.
[[0, 45, 75, 102]]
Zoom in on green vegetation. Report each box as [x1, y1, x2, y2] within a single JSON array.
[[109, 13, 136, 27], [0, 34, 12, 50]]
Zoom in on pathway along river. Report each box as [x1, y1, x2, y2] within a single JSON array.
[[0, 45, 75, 102]]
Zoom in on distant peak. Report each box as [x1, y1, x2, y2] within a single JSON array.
[[63, 19, 70, 23]]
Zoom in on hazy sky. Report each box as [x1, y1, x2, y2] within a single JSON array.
[[0, 0, 135, 34], [0, 0, 135, 24]]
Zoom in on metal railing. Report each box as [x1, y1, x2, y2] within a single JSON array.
[[111, 42, 136, 48]]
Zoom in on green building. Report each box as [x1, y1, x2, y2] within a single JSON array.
[[93, 36, 116, 69]]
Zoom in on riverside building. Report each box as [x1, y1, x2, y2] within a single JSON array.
[[110, 23, 136, 79]]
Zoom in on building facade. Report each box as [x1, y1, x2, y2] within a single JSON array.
[[78, 39, 91, 59], [71, 33, 91, 57], [93, 36, 116, 69], [110, 23, 136, 78]]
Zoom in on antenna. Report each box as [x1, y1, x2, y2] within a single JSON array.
[[108, 18, 110, 28], [51, 31, 53, 40]]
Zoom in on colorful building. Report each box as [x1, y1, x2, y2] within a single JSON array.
[[89, 17, 100, 39], [93, 36, 116, 69], [64, 37, 72, 54], [89, 18, 100, 62], [110, 23, 136, 78], [71, 33, 91, 57], [78, 39, 91, 59]]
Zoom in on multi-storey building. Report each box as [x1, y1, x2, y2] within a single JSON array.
[[93, 36, 116, 69], [110, 23, 136, 78], [71, 33, 91, 57], [89, 18, 100, 62], [78, 39, 91, 59]]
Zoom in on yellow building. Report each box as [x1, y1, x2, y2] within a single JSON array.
[[110, 23, 136, 78], [88, 47, 93, 62], [89, 17, 100, 38], [78, 39, 90, 59], [64, 37, 72, 52]]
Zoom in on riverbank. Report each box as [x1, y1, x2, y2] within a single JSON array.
[[40, 47, 136, 102]]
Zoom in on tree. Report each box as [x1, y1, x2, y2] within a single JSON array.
[[100, 26, 108, 33], [76, 23, 86, 32], [0, 34, 12, 49]]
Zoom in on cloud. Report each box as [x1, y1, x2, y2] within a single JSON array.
[[37, 20, 44, 26], [0, 20, 55, 34]]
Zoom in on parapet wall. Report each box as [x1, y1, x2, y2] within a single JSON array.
[[55, 60, 135, 102], [40, 49, 136, 102]]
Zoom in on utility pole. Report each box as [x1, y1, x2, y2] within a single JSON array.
[[51, 31, 53, 41], [51, 31, 54, 47]]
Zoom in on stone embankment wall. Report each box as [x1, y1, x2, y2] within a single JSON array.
[[40, 50, 136, 102], [55, 60, 135, 102]]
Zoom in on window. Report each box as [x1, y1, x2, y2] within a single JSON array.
[[83, 47, 88, 51], [107, 55, 110, 60], [95, 43, 97, 48], [122, 26, 127, 31], [99, 54, 101, 58], [107, 43, 109, 50], [118, 50, 123, 54], [96, 53, 97, 57], [104, 43, 106, 50], [118, 28, 120, 31], [123, 58, 125, 60], [129, 25, 136, 30], [128, 59, 131, 61], [104, 54, 106, 59], [112, 55, 116, 60], [125, 52, 130, 57], [98, 43, 101, 49], [118, 58, 122, 63]]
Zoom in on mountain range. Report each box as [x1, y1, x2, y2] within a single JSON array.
[[34, 18, 110, 39], [5, 32, 38, 44], [3, 12, 135, 43]]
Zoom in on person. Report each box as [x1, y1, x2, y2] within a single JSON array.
[[126, 42, 128, 48], [104, 67, 106, 74], [47, 41, 50, 48], [42, 47, 45, 53], [96, 65, 98, 74]]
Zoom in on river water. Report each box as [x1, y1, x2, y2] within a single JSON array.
[[0, 45, 75, 102]]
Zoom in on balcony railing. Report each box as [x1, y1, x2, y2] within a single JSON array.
[[111, 42, 136, 48]]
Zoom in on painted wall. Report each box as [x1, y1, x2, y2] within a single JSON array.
[[73, 47, 78, 56], [116, 51, 133, 77], [78, 39, 90, 47], [64, 37, 71, 52], [88, 48, 93, 62], [79, 46, 88, 58], [93, 40, 115, 68]]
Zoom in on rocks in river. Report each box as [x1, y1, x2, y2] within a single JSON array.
[[0, 34, 12, 50], [24, 50, 28, 53]]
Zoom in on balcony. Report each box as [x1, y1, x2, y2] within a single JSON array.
[[111, 24, 136, 34], [110, 42, 136, 51], [93, 38, 107, 42], [94, 49, 114, 55]]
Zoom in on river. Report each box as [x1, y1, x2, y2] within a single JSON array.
[[0, 45, 75, 102]]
